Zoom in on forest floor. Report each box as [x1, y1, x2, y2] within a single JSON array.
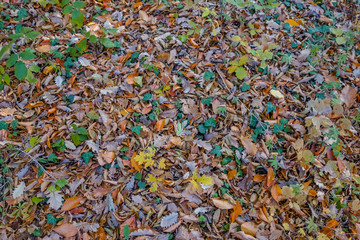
[[0, 0, 360, 239]]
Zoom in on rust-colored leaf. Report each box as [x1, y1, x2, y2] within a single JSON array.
[[230, 201, 242, 223], [271, 184, 281, 202], [61, 196, 83, 211], [156, 119, 165, 132]]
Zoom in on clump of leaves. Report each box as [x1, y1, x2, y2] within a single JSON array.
[[228, 55, 249, 80], [190, 169, 213, 191], [70, 124, 88, 146], [134, 147, 156, 168], [61, 0, 87, 28]]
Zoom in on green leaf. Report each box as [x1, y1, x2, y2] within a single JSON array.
[[31, 196, 45, 205], [3, 74, 10, 85], [201, 97, 212, 106], [8, 33, 23, 41], [86, 111, 99, 119], [0, 121, 9, 130], [48, 153, 58, 162], [62, 5, 73, 14], [77, 38, 87, 52], [29, 65, 41, 73], [336, 37, 346, 45], [55, 178, 68, 188], [134, 76, 143, 87], [73, 1, 86, 9], [25, 31, 41, 40], [81, 151, 93, 164], [77, 128, 88, 135], [178, 34, 188, 43], [204, 71, 214, 80], [29, 136, 39, 147], [238, 55, 249, 65], [266, 102, 276, 113], [71, 133, 81, 146], [71, 9, 84, 27], [131, 125, 142, 136], [14, 61, 28, 81], [19, 51, 36, 60], [123, 225, 130, 240], [198, 124, 206, 134], [6, 54, 18, 68], [235, 67, 247, 80], [273, 123, 284, 133], [211, 144, 222, 157], [241, 83, 250, 92], [100, 38, 115, 48], [89, 35, 98, 43], [143, 93, 152, 101], [61, 0, 71, 7], [11, 120, 18, 129], [46, 213, 58, 225], [204, 118, 216, 128]]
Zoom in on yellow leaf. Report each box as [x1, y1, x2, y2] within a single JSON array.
[[228, 65, 238, 74], [158, 158, 166, 169], [285, 19, 300, 26], [270, 89, 284, 99], [283, 223, 289, 231], [197, 175, 213, 186], [232, 35, 241, 42], [317, 233, 330, 240], [150, 182, 158, 192]]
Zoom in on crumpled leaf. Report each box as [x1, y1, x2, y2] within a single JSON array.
[[12, 182, 26, 199], [47, 191, 64, 210]]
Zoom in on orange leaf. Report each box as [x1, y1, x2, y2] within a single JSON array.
[[271, 184, 281, 202], [230, 201, 243, 223], [326, 219, 338, 229], [54, 223, 78, 237], [98, 151, 115, 166], [156, 119, 165, 132], [265, 167, 275, 188], [126, 73, 137, 84], [61, 196, 83, 211], [131, 152, 141, 171], [142, 105, 152, 115], [253, 174, 266, 182], [228, 168, 237, 180], [285, 19, 300, 26]]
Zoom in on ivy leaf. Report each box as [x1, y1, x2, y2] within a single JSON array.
[[202, 97, 212, 106], [48, 153, 58, 162], [204, 71, 214, 80], [266, 102, 276, 113], [14, 61, 28, 81], [204, 118, 216, 128], [0, 121, 8, 130], [81, 151, 93, 164], [46, 213, 59, 225], [143, 93, 152, 101], [131, 125, 142, 136], [241, 83, 250, 92], [273, 123, 284, 133], [211, 144, 222, 157]]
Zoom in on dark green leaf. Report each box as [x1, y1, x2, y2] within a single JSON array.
[[73, 1, 86, 9], [25, 31, 41, 40], [131, 125, 142, 136], [0, 121, 9, 130], [14, 61, 28, 81], [201, 97, 212, 106], [48, 153, 58, 162], [204, 71, 214, 80], [123, 225, 130, 239], [6, 54, 18, 68], [204, 118, 216, 128], [81, 151, 93, 164], [211, 144, 222, 157], [266, 102, 276, 113]]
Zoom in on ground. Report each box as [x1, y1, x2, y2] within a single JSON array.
[[0, 0, 360, 239]]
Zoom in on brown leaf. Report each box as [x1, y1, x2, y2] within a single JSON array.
[[0, 108, 15, 116], [36, 44, 51, 53], [61, 196, 83, 211], [212, 198, 234, 209], [53, 223, 78, 237], [240, 136, 257, 155], [241, 222, 258, 236], [98, 151, 115, 166], [341, 85, 357, 108], [265, 167, 275, 188]]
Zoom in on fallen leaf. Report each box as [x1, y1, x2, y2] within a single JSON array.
[[271, 184, 281, 202], [241, 136, 257, 155], [341, 85, 357, 108], [231, 201, 243, 223], [61, 196, 83, 211], [285, 19, 300, 26], [98, 151, 115, 166], [53, 223, 78, 237], [241, 222, 258, 236], [212, 198, 234, 209]]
